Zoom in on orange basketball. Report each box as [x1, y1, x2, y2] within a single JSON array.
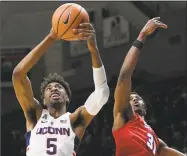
[[52, 3, 89, 41]]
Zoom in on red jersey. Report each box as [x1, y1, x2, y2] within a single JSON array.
[[112, 113, 160, 156]]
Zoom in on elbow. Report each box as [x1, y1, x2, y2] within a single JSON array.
[[12, 67, 21, 77], [84, 85, 110, 116], [102, 85, 110, 104], [12, 67, 24, 79]]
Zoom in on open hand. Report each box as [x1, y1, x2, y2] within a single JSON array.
[[140, 17, 167, 37]]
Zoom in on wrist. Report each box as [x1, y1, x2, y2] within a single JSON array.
[[88, 44, 99, 52], [47, 32, 59, 42], [47, 35, 56, 42], [132, 40, 144, 50], [137, 32, 147, 43]]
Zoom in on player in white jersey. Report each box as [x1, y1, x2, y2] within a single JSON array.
[[12, 23, 110, 156]]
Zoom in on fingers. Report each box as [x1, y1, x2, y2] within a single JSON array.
[[79, 23, 93, 29], [78, 32, 94, 40], [71, 23, 96, 40], [154, 20, 168, 29], [152, 17, 160, 21], [151, 17, 168, 29], [157, 22, 168, 29], [72, 25, 95, 40], [72, 29, 94, 40], [73, 29, 95, 35]]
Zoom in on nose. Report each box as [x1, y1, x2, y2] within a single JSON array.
[[133, 98, 138, 102], [51, 86, 58, 92]]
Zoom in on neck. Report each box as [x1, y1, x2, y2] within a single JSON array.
[[48, 107, 66, 118]]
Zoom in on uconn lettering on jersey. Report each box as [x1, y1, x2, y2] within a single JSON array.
[[36, 127, 70, 136]]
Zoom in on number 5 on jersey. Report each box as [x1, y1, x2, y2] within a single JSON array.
[[147, 133, 156, 155], [47, 138, 57, 155]]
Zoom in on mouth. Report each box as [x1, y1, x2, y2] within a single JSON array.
[[50, 93, 60, 99], [133, 102, 140, 107]]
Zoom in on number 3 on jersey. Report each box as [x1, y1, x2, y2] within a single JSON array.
[[47, 138, 57, 155], [147, 133, 156, 155]]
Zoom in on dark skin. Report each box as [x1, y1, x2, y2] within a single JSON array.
[[12, 23, 103, 140], [113, 17, 184, 156]]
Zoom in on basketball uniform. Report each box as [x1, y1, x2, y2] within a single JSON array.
[[26, 110, 79, 156], [113, 113, 160, 156]]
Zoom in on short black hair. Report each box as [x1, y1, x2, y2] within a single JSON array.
[[131, 91, 147, 116], [40, 73, 72, 107]]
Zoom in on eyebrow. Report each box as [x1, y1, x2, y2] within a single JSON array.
[[46, 84, 51, 88], [131, 95, 142, 100], [46, 83, 63, 89]]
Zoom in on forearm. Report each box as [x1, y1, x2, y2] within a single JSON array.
[[14, 35, 56, 75], [158, 138, 185, 156], [89, 46, 103, 68], [84, 64, 109, 116], [119, 33, 147, 79]]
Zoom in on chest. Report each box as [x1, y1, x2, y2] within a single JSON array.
[[26, 112, 76, 156], [121, 124, 159, 155], [38, 114, 71, 132]]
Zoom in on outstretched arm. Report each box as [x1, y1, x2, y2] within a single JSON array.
[[71, 23, 109, 133], [158, 139, 185, 156], [12, 30, 58, 131], [113, 17, 167, 130]]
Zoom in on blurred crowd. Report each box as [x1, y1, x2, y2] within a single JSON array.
[[2, 75, 187, 156]]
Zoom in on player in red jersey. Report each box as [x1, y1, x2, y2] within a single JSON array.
[[112, 17, 185, 156]]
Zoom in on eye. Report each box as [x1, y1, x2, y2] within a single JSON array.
[[56, 85, 63, 89], [46, 87, 51, 91]]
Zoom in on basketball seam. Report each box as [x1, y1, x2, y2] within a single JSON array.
[[60, 7, 83, 38], [56, 4, 73, 34]]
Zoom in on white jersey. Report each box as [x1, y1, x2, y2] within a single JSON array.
[[26, 110, 77, 156]]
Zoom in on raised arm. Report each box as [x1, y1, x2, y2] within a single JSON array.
[[70, 23, 109, 134], [113, 17, 167, 128], [12, 30, 58, 131]]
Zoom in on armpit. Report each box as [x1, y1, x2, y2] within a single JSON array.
[[72, 111, 85, 128], [27, 108, 37, 124]]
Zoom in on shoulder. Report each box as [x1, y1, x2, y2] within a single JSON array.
[[158, 138, 167, 150], [26, 99, 43, 130], [113, 110, 139, 131]]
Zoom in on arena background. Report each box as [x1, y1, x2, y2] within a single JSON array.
[[1, 1, 186, 156]]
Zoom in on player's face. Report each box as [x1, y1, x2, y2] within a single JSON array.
[[43, 82, 68, 108], [130, 93, 145, 114]]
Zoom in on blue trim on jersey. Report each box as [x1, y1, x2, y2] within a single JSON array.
[[25, 131, 31, 147]]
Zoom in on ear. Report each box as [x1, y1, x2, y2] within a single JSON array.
[[66, 98, 69, 105], [43, 98, 46, 106], [143, 109, 147, 116]]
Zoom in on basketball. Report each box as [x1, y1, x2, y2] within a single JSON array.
[[52, 3, 90, 41]]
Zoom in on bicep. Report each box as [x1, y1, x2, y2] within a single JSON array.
[[158, 140, 185, 156], [114, 76, 134, 119], [157, 139, 185, 156], [72, 106, 94, 128], [80, 107, 95, 127], [71, 106, 93, 140], [12, 74, 39, 119]]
